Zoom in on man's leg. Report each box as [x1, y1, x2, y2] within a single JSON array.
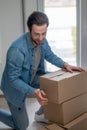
[[7, 101, 29, 130], [0, 100, 29, 130], [34, 106, 48, 123], [36, 106, 44, 115], [0, 109, 16, 128]]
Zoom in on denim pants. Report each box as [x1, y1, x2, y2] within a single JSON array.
[[0, 100, 29, 130]]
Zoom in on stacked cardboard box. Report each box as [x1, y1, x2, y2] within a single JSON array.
[[39, 112, 87, 130], [40, 70, 87, 129], [64, 112, 87, 130]]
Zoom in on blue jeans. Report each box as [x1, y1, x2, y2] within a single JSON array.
[[0, 100, 29, 130]]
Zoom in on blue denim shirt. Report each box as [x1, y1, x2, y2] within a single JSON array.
[[1, 32, 65, 108]]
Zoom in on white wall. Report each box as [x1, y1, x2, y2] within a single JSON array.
[[0, 0, 23, 82], [23, 0, 44, 31]]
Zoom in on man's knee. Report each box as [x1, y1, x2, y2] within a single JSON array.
[[15, 119, 29, 130]]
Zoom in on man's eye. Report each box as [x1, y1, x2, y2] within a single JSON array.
[[42, 33, 46, 35], [34, 34, 39, 36]]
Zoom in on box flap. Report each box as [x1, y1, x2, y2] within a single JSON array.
[[39, 124, 65, 130], [45, 124, 65, 130], [40, 70, 65, 79], [64, 112, 87, 128], [40, 69, 81, 81], [50, 71, 80, 81]]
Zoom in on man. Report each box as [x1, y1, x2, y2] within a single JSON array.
[[0, 11, 84, 130]]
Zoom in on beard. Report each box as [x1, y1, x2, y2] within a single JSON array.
[[31, 36, 44, 47]]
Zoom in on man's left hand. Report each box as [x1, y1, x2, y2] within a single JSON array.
[[63, 63, 85, 73]]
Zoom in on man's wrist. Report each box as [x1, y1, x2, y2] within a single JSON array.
[[63, 62, 69, 69], [33, 89, 40, 97]]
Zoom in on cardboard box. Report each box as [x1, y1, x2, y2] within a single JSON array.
[[39, 124, 65, 130], [39, 113, 87, 130], [40, 70, 87, 104], [44, 93, 87, 125], [64, 112, 87, 130]]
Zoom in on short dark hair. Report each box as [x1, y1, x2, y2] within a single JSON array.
[[27, 11, 49, 32]]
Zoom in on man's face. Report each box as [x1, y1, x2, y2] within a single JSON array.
[[30, 24, 47, 46]]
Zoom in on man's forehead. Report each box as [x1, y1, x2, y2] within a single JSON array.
[[32, 24, 47, 33]]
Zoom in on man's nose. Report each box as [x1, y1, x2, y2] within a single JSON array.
[[39, 34, 43, 40]]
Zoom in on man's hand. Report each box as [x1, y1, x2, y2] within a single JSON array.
[[34, 89, 48, 106], [63, 63, 85, 73]]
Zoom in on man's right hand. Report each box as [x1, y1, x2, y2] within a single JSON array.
[[34, 89, 48, 106]]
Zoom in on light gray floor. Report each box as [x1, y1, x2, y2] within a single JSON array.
[[0, 97, 47, 130]]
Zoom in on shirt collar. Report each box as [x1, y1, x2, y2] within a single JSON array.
[[26, 32, 35, 49]]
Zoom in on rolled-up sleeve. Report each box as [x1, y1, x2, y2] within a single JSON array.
[[43, 40, 65, 68]]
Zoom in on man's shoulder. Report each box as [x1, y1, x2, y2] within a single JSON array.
[[13, 32, 28, 44], [6, 32, 30, 55], [11, 32, 29, 49]]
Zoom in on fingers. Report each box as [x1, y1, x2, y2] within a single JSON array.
[[70, 66, 85, 72], [37, 98, 48, 106], [40, 90, 46, 96], [65, 65, 73, 73], [39, 90, 48, 104], [37, 95, 48, 106], [34, 89, 48, 106], [76, 67, 85, 72], [65, 64, 85, 73]]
